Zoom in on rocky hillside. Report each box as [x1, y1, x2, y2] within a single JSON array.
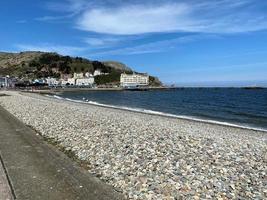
[[0, 51, 131, 78], [102, 61, 132, 72], [0, 51, 162, 86], [0, 51, 45, 67]]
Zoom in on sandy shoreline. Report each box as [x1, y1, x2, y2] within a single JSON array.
[[0, 91, 266, 199]]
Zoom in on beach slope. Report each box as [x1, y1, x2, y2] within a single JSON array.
[[0, 91, 266, 199]]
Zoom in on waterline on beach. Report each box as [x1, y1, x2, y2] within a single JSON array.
[[48, 94, 267, 133]]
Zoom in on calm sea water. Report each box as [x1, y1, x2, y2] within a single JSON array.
[[58, 88, 267, 130]]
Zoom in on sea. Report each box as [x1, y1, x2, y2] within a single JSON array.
[[54, 88, 267, 131]]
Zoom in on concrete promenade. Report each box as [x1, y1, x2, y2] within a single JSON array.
[[0, 105, 123, 200], [0, 156, 13, 200]]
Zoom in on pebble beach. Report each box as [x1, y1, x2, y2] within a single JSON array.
[[0, 91, 266, 199]]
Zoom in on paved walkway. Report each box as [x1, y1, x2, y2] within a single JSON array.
[[0, 156, 13, 200], [0, 105, 123, 200]]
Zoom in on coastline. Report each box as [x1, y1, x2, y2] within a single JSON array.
[[16, 86, 172, 95], [48, 94, 267, 133], [0, 91, 266, 199]]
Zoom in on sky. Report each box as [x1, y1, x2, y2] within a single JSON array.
[[0, 0, 267, 86]]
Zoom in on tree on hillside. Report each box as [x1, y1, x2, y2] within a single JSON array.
[[62, 56, 72, 63], [94, 72, 121, 85], [29, 60, 42, 70], [81, 66, 85, 72], [92, 61, 112, 73], [58, 61, 71, 74], [75, 57, 83, 62], [39, 53, 60, 65]]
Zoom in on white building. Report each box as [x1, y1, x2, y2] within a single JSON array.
[[46, 78, 59, 86], [85, 72, 93, 78], [60, 78, 76, 86], [0, 76, 10, 88], [67, 78, 76, 85], [76, 77, 94, 86], [120, 73, 149, 87], [33, 79, 46, 84], [74, 73, 84, 79], [93, 69, 102, 76], [60, 79, 69, 86]]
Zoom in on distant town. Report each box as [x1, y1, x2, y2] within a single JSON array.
[[0, 70, 150, 89], [0, 51, 163, 91]]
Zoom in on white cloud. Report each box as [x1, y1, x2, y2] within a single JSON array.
[[39, 0, 267, 34], [90, 34, 218, 56], [84, 37, 122, 47], [83, 35, 144, 48], [76, 0, 267, 35], [35, 15, 71, 22], [77, 3, 191, 35], [46, 0, 88, 13], [16, 44, 85, 56], [36, 0, 89, 21]]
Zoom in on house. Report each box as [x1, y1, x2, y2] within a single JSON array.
[[93, 69, 103, 76], [74, 73, 84, 79], [33, 79, 46, 84], [0, 76, 20, 88], [67, 78, 76, 85], [61, 74, 72, 80], [60, 79, 69, 86], [85, 72, 93, 78], [46, 78, 59, 86], [60, 77, 76, 86], [0, 77, 6, 87], [0, 76, 12, 88], [60, 72, 95, 86], [76, 77, 94, 86], [120, 73, 149, 88]]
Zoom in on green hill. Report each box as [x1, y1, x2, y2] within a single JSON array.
[[0, 51, 162, 86]]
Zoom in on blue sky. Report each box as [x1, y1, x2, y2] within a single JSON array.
[[1, 0, 267, 86]]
